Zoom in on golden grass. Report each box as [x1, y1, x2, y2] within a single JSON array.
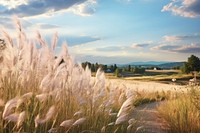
[[0, 19, 139, 133], [158, 87, 200, 133]]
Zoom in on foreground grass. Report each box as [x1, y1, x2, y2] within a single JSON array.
[[158, 87, 200, 133], [0, 20, 141, 133]]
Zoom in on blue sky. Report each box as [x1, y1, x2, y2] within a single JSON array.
[[0, 0, 200, 64]]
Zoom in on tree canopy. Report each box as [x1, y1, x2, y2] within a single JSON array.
[[182, 55, 200, 73]]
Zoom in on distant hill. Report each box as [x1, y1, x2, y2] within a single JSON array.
[[118, 61, 185, 69], [157, 62, 185, 69], [129, 61, 169, 66]]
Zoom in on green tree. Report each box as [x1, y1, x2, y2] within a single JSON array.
[[128, 65, 131, 71], [115, 68, 120, 77], [113, 64, 117, 72], [182, 55, 200, 73]]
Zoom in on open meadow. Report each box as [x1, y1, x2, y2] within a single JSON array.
[[0, 20, 200, 133]]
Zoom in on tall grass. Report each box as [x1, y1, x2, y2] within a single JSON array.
[[0, 20, 139, 132], [158, 87, 200, 133]]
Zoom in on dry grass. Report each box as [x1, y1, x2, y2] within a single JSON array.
[[0, 20, 139, 133], [158, 87, 200, 133]]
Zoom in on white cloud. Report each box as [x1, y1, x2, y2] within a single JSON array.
[[162, 0, 200, 18], [152, 43, 200, 53], [163, 35, 182, 42], [131, 43, 150, 49], [36, 23, 60, 29], [0, 0, 28, 9], [0, 0, 97, 18], [67, 0, 97, 16], [163, 34, 200, 42]]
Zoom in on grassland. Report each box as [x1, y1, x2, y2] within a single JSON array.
[[0, 20, 199, 133]]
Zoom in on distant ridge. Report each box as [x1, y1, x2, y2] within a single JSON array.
[[117, 61, 185, 69], [128, 61, 169, 66]]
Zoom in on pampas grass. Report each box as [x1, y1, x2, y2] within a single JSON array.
[[0, 19, 138, 132], [158, 86, 200, 133]]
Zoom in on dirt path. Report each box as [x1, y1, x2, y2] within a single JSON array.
[[131, 102, 170, 133]]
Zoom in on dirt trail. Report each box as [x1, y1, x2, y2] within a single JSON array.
[[131, 102, 170, 133]]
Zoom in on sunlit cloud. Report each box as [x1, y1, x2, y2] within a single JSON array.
[[0, 0, 97, 18], [162, 0, 200, 18], [67, 0, 97, 16], [131, 43, 150, 49], [152, 43, 200, 53]]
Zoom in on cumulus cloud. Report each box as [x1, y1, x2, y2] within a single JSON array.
[[163, 34, 200, 42], [152, 43, 200, 53], [96, 46, 126, 52], [131, 43, 150, 49], [175, 43, 200, 53], [162, 0, 200, 18], [152, 44, 179, 51], [0, 0, 28, 9], [0, 0, 97, 17], [163, 35, 183, 42], [68, 0, 97, 16], [36, 23, 60, 29], [56, 35, 100, 46]]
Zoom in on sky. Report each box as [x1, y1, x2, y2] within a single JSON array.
[[0, 0, 200, 64]]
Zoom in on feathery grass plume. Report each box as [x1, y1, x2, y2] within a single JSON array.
[[108, 122, 115, 126], [72, 118, 86, 126], [36, 93, 48, 102], [3, 98, 22, 119], [60, 119, 74, 128], [109, 112, 117, 116], [101, 126, 106, 133], [128, 118, 136, 125], [135, 126, 144, 133], [0, 99, 5, 106], [127, 124, 133, 133], [48, 128, 58, 133], [115, 113, 130, 125], [51, 32, 58, 51], [34, 114, 45, 128], [21, 92, 33, 99], [117, 96, 134, 117], [34, 105, 56, 128], [5, 113, 19, 122], [74, 110, 83, 117], [118, 92, 126, 105], [0, 19, 134, 132], [45, 105, 56, 121], [17, 111, 26, 128]]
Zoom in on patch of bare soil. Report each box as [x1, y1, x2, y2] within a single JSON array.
[[131, 102, 170, 133]]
